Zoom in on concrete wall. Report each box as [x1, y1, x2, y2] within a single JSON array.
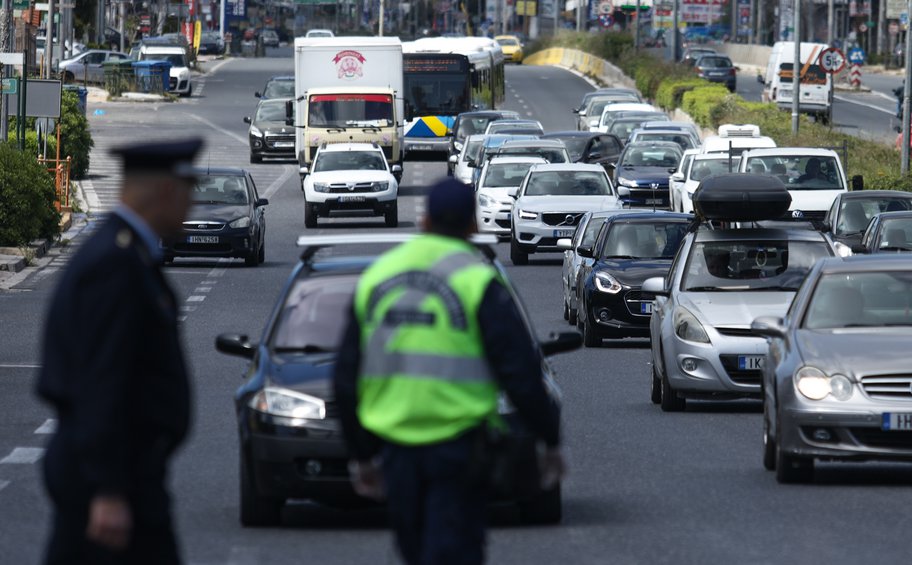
[[713, 43, 772, 69], [524, 47, 638, 91]]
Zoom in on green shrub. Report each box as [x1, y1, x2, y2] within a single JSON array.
[[0, 143, 60, 247], [681, 86, 732, 127], [59, 90, 93, 179], [656, 79, 709, 110]]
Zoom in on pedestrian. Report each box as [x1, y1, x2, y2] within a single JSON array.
[[36, 138, 203, 565], [334, 178, 565, 565]]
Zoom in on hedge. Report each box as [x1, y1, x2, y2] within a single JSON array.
[[655, 79, 708, 111], [0, 143, 60, 247]]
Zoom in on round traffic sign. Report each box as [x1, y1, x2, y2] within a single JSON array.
[[598, 1, 612, 15], [859, 23, 868, 33], [818, 47, 846, 74]]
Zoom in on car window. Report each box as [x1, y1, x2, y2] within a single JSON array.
[[464, 138, 484, 162], [636, 133, 694, 151], [496, 37, 519, 46], [192, 175, 249, 205], [744, 155, 842, 190], [482, 162, 536, 187], [682, 240, 831, 292], [580, 217, 608, 248], [524, 171, 611, 196], [264, 80, 295, 99], [144, 53, 187, 67], [270, 277, 358, 351], [620, 147, 682, 168], [699, 57, 732, 68], [803, 271, 912, 329], [255, 101, 288, 121], [456, 117, 495, 141], [877, 218, 912, 250], [689, 158, 732, 181], [678, 155, 694, 177], [313, 150, 387, 172], [602, 222, 687, 259], [835, 198, 912, 236]]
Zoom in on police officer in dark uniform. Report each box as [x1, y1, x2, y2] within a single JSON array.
[[36, 138, 203, 565], [334, 179, 565, 565]]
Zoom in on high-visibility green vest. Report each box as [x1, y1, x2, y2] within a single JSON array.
[[353, 234, 500, 446]]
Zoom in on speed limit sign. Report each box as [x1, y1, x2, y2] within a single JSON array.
[[818, 47, 846, 74]]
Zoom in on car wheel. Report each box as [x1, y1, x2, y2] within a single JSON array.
[[250, 153, 262, 164], [775, 417, 814, 483], [180, 83, 192, 97], [63, 71, 75, 83], [517, 484, 561, 525], [651, 364, 662, 405], [510, 238, 528, 265], [239, 452, 283, 527], [563, 299, 569, 321], [582, 312, 601, 348], [304, 203, 318, 228], [763, 403, 776, 471], [385, 203, 399, 228], [257, 235, 266, 264], [568, 305, 578, 327], [244, 240, 259, 267], [660, 370, 686, 412]]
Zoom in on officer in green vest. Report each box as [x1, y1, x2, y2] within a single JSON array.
[[334, 178, 564, 565]]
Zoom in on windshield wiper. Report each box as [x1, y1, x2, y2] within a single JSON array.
[[602, 255, 637, 259], [685, 286, 723, 291], [273, 345, 335, 354], [753, 285, 800, 292]]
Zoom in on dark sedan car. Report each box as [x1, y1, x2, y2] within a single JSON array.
[[575, 212, 691, 346], [610, 141, 683, 208], [542, 131, 624, 172], [245, 98, 295, 163], [852, 210, 912, 254], [693, 54, 737, 92], [216, 234, 580, 526], [255, 75, 294, 100], [821, 190, 912, 253], [161, 168, 268, 266], [447, 110, 520, 174], [197, 32, 224, 55]]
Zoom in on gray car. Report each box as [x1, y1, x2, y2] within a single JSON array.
[[58, 49, 129, 84], [753, 255, 912, 483]]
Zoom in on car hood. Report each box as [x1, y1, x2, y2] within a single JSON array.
[[594, 258, 673, 286], [309, 170, 391, 184], [681, 291, 794, 328], [789, 190, 845, 213], [517, 195, 621, 212], [253, 119, 293, 134], [263, 352, 335, 400], [186, 204, 249, 223], [478, 186, 519, 202], [796, 328, 912, 377], [618, 168, 672, 185]]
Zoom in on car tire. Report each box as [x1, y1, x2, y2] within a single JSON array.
[[250, 153, 262, 164], [257, 234, 266, 264], [517, 484, 561, 525], [180, 83, 192, 97], [568, 306, 578, 327], [763, 403, 776, 471], [510, 238, 529, 265], [385, 204, 399, 228], [245, 239, 259, 267], [239, 453, 283, 527], [63, 71, 75, 83], [660, 370, 686, 412], [775, 417, 814, 483], [651, 364, 663, 405], [582, 312, 601, 348], [304, 202, 318, 228], [563, 299, 569, 321]]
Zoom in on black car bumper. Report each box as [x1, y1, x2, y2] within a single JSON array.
[[624, 187, 670, 209], [250, 135, 296, 160], [585, 288, 653, 338], [162, 227, 257, 259]]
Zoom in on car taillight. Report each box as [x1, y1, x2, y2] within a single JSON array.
[[729, 68, 736, 76]]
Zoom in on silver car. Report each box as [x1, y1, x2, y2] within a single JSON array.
[[509, 163, 623, 265], [753, 255, 912, 483], [58, 49, 129, 83], [475, 156, 546, 237], [451, 134, 485, 185]]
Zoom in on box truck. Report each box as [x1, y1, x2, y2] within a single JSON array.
[[761, 42, 833, 124], [289, 36, 405, 181]]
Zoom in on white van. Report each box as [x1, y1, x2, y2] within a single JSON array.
[[762, 42, 833, 124], [139, 44, 192, 96], [700, 124, 776, 155]]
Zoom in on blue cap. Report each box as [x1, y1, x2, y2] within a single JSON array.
[[427, 178, 475, 232]]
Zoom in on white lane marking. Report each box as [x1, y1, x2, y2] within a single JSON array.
[[0, 480, 9, 493], [80, 179, 102, 209], [263, 165, 297, 199], [35, 419, 57, 434], [522, 104, 529, 110], [208, 267, 228, 277], [206, 58, 234, 75], [834, 94, 894, 115], [0, 363, 41, 369], [164, 269, 210, 275], [194, 287, 213, 293], [526, 112, 534, 117], [0, 447, 45, 464], [186, 113, 248, 145], [186, 295, 206, 302], [179, 305, 197, 312], [177, 315, 188, 323]]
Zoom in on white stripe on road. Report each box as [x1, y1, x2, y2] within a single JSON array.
[[834, 94, 894, 115], [0, 480, 9, 493], [0, 363, 41, 369], [263, 165, 297, 199], [186, 295, 206, 302], [35, 419, 57, 435], [0, 447, 45, 464], [186, 113, 248, 145], [194, 287, 213, 293]]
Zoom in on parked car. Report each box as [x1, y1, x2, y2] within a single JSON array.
[[260, 29, 280, 48], [245, 98, 295, 163], [138, 43, 192, 96], [197, 32, 225, 55], [58, 49, 130, 84]]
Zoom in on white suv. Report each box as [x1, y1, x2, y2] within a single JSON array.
[[302, 143, 401, 228], [476, 156, 546, 236]]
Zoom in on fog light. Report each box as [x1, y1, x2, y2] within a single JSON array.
[[304, 459, 322, 476], [598, 309, 611, 322], [681, 358, 698, 372], [253, 140, 263, 148], [812, 428, 832, 442]]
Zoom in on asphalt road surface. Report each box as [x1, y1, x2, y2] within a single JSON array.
[[2, 49, 912, 564]]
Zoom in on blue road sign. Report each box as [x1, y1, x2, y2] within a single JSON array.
[[848, 47, 866, 65]]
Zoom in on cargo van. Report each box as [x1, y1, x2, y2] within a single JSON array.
[[761, 42, 833, 124]]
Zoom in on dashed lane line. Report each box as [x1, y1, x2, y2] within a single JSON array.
[[833, 94, 894, 115], [0, 363, 42, 369], [186, 295, 206, 303], [35, 419, 57, 435], [0, 447, 45, 464], [0, 480, 9, 493]]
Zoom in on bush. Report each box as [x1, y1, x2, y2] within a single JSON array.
[[656, 79, 709, 111], [59, 90, 94, 179], [681, 85, 732, 127], [0, 143, 60, 247]]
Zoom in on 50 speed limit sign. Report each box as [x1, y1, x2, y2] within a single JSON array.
[[818, 47, 846, 74]]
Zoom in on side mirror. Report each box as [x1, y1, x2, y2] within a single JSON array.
[[750, 316, 787, 339], [448, 154, 459, 164], [507, 187, 519, 199], [617, 186, 631, 198], [667, 167, 677, 174], [571, 107, 579, 113], [756, 74, 764, 84], [851, 175, 864, 191], [671, 172, 684, 182], [256, 198, 269, 207], [577, 245, 594, 258], [606, 162, 617, 171], [391, 164, 403, 174], [299, 166, 309, 175], [819, 220, 832, 233], [466, 158, 477, 168], [641, 276, 668, 297], [243, 116, 251, 124], [588, 152, 603, 160], [851, 243, 869, 254], [215, 333, 256, 359], [556, 238, 573, 251], [255, 91, 262, 98], [540, 331, 583, 357]]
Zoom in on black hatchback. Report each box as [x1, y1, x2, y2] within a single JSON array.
[[693, 55, 737, 92], [161, 168, 268, 266]]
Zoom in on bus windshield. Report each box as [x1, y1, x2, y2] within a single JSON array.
[[404, 74, 470, 115], [308, 94, 393, 128]]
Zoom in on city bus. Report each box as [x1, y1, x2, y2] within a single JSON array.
[[402, 37, 505, 159]]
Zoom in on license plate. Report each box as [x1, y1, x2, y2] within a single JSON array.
[[552, 229, 574, 238], [882, 413, 912, 431], [640, 303, 653, 314], [645, 198, 663, 205], [737, 355, 764, 370], [339, 196, 366, 203], [412, 144, 433, 151], [187, 235, 218, 244], [274, 141, 294, 148]]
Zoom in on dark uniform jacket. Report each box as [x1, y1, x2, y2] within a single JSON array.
[[37, 213, 191, 518]]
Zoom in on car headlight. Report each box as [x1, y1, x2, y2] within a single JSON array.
[[594, 271, 622, 294], [249, 125, 263, 138], [478, 193, 496, 208], [371, 181, 389, 192], [833, 241, 853, 257], [454, 141, 464, 152], [617, 177, 638, 188], [229, 217, 251, 229], [673, 306, 710, 344], [589, 119, 599, 127], [312, 182, 330, 193], [248, 386, 326, 419], [517, 209, 538, 220], [795, 366, 854, 401]]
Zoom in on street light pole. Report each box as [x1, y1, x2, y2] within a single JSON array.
[[379, 0, 384, 35], [791, 0, 800, 136], [827, 0, 834, 45], [901, 0, 912, 174]]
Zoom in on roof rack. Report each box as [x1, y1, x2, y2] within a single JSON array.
[[296, 233, 500, 262]]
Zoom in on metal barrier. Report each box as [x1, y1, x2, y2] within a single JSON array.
[[38, 156, 72, 211]]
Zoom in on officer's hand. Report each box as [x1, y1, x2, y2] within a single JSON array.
[[348, 459, 385, 501], [86, 495, 132, 550], [539, 447, 566, 491]]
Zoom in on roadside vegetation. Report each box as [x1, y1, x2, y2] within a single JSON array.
[[526, 31, 911, 191], [0, 142, 60, 247]]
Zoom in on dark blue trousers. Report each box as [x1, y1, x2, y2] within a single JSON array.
[[382, 432, 487, 565]]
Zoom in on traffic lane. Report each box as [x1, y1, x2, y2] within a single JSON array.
[[832, 92, 898, 145], [503, 65, 594, 132], [736, 71, 764, 102]]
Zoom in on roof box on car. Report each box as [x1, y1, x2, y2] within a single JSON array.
[[693, 174, 792, 222]]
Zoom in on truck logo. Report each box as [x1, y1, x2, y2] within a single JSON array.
[[332, 50, 366, 80]]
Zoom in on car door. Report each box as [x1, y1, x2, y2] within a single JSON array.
[[247, 173, 265, 238], [651, 236, 689, 373], [564, 215, 588, 303]]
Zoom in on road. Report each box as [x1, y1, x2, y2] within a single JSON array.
[[2, 48, 912, 564]]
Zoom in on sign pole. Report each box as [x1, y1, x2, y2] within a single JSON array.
[[791, 0, 800, 136], [901, 0, 912, 175], [1, 0, 10, 143], [17, 49, 25, 149]]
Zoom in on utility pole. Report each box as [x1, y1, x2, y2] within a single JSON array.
[[379, 0, 384, 35], [1, 0, 10, 143], [634, 0, 640, 50], [45, 0, 55, 78], [902, 0, 912, 174], [730, 0, 736, 41], [118, 0, 125, 52], [575, 0, 582, 31], [756, 0, 763, 45], [219, 0, 225, 43], [877, 0, 885, 56], [791, 0, 800, 135], [827, 0, 834, 45]]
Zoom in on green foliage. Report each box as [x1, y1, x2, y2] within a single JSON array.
[[59, 90, 94, 180], [681, 85, 732, 127], [0, 143, 60, 247], [655, 79, 709, 111]]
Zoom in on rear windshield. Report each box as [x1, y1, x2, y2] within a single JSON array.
[[620, 146, 682, 168], [456, 117, 497, 141], [264, 80, 294, 99], [698, 57, 732, 68], [690, 158, 735, 181]]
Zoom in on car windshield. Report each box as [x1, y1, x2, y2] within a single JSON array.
[[456, 117, 498, 141], [255, 101, 288, 121], [556, 137, 589, 160], [610, 119, 654, 139], [698, 57, 732, 68], [263, 80, 294, 99], [270, 277, 357, 352], [524, 171, 611, 196], [143, 53, 186, 67], [482, 162, 536, 188], [744, 155, 842, 190], [488, 122, 542, 135], [877, 218, 912, 251], [498, 147, 568, 163], [192, 175, 249, 205], [308, 93, 394, 128], [804, 271, 912, 329], [620, 146, 682, 168], [602, 222, 688, 259], [496, 37, 519, 46], [835, 198, 912, 235], [689, 158, 735, 181], [635, 133, 694, 150], [313, 150, 386, 172], [683, 240, 831, 292], [587, 97, 638, 116]]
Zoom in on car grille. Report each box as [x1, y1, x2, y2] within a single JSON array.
[[265, 134, 294, 149], [183, 221, 225, 231], [848, 428, 912, 449], [719, 354, 762, 385], [542, 212, 584, 227], [860, 375, 912, 400], [328, 182, 376, 193], [495, 218, 512, 229], [715, 327, 761, 338], [624, 290, 654, 317], [780, 210, 826, 222]]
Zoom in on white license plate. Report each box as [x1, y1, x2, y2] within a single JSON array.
[[882, 413, 912, 431], [639, 303, 653, 314], [552, 229, 574, 238], [645, 198, 663, 205], [339, 196, 366, 203], [187, 235, 218, 244], [412, 144, 433, 151], [737, 355, 764, 370], [274, 141, 294, 148]]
